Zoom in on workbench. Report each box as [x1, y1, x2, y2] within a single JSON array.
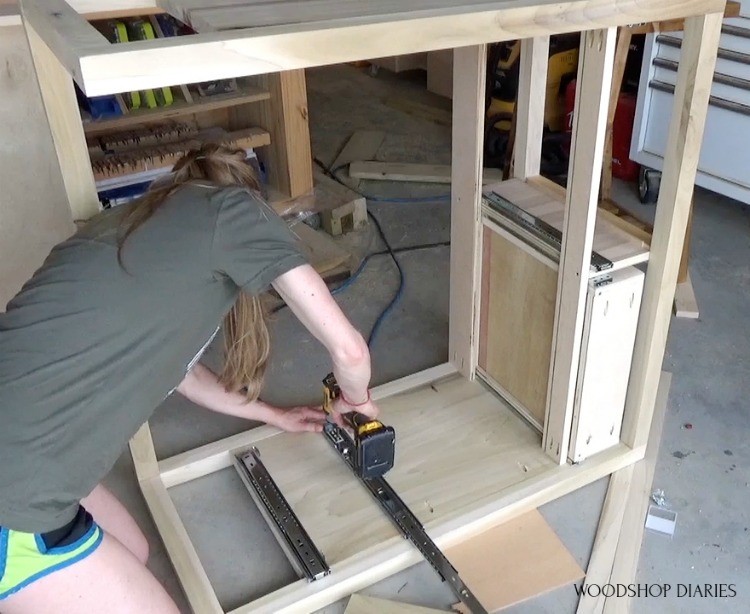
[[17, 1, 725, 612]]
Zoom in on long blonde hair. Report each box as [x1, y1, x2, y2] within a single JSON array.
[[118, 143, 270, 401]]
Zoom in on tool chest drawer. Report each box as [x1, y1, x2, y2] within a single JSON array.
[[631, 4, 750, 204]]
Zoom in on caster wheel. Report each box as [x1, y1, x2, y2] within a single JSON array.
[[638, 166, 661, 204]]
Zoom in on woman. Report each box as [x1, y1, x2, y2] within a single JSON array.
[[0, 144, 379, 612]]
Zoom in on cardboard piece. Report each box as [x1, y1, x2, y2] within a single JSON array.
[[345, 594, 450, 614], [447, 509, 585, 612]]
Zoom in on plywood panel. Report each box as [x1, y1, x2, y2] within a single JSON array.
[[0, 25, 74, 310], [252, 375, 554, 565], [345, 594, 448, 614], [479, 227, 557, 425], [448, 510, 584, 612]]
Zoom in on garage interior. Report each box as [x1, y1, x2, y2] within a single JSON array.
[[1, 2, 748, 613]]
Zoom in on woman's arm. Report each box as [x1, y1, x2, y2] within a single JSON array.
[[176, 362, 325, 432], [272, 264, 379, 419]]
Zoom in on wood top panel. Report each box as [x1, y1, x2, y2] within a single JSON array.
[[33, 0, 726, 95]]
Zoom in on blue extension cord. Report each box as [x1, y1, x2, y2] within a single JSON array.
[[315, 159, 450, 347]]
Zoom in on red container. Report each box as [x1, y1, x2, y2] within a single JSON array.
[[563, 80, 639, 182], [611, 93, 639, 182]]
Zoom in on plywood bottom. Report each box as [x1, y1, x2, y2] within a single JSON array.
[[252, 374, 554, 565], [135, 367, 643, 613]]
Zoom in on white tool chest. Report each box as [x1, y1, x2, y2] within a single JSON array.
[[631, 2, 750, 204]]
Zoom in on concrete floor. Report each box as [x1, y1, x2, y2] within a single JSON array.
[[104, 65, 750, 613]]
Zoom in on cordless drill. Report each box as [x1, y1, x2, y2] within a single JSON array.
[[322, 373, 395, 479]]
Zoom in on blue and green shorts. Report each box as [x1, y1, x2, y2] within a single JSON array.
[[0, 506, 103, 600]]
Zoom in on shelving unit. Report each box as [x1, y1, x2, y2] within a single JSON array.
[[40, 7, 313, 213], [90, 127, 270, 182], [82, 82, 270, 136]]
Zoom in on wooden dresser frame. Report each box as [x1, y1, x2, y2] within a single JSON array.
[[18, 1, 725, 612]]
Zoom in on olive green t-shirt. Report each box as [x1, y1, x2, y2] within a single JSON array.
[[0, 184, 307, 532]]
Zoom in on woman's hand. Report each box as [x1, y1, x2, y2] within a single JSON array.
[[268, 405, 328, 433], [331, 396, 380, 422]]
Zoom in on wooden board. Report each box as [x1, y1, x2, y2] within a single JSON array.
[[293, 222, 351, 276], [314, 170, 368, 236], [489, 179, 650, 273], [330, 131, 386, 190], [513, 37, 549, 181], [25, 20, 99, 221], [577, 372, 672, 614], [674, 272, 699, 319], [544, 28, 616, 464], [448, 509, 584, 612], [449, 45, 485, 378], [622, 13, 722, 450], [0, 23, 75, 309], [26, 0, 727, 97], [251, 375, 554, 565], [604, 373, 672, 613], [345, 595, 448, 614], [479, 225, 557, 427], [229, 70, 313, 199], [349, 161, 504, 185]]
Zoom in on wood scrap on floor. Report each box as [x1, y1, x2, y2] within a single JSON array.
[[314, 170, 367, 236], [383, 97, 452, 126], [448, 509, 584, 613], [330, 130, 386, 190], [349, 161, 505, 185], [293, 222, 352, 280], [673, 273, 699, 319], [345, 594, 450, 614]]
